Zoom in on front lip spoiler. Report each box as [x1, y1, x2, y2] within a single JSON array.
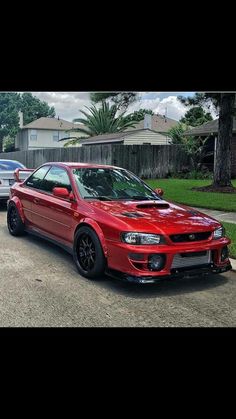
[[106, 262, 232, 284]]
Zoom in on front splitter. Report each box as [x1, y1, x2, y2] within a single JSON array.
[[106, 262, 232, 284]]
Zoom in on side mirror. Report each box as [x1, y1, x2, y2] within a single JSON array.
[[53, 187, 70, 199], [69, 191, 76, 201], [154, 188, 164, 197]]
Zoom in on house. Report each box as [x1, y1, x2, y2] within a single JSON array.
[[15, 112, 85, 150], [81, 129, 171, 146], [183, 118, 236, 177], [126, 113, 179, 134]]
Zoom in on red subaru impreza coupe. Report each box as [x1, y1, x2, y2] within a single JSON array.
[[7, 162, 231, 284]]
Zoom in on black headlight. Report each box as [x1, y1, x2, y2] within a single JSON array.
[[213, 226, 225, 240], [121, 232, 165, 245]]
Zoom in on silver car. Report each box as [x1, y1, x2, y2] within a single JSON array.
[[0, 159, 29, 203]]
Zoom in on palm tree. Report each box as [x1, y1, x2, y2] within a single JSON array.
[[64, 101, 138, 146]]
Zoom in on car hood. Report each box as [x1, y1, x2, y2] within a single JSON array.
[[88, 199, 221, 235]]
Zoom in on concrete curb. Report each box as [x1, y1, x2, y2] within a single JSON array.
[[230, 258, 236, 272]]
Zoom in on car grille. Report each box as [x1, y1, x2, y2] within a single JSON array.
[[170, 231, 212, 243], [172, 251, 212, 269]]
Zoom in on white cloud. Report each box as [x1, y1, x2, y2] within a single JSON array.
[[31, 92, 91, 121], [126, 95, 188, 120], [29, 92, 216, 122]]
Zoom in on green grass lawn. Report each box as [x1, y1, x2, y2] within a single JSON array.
[[222, 222, 236, 259], [145, 178, 236, 258], [146, 179, 236, 212]]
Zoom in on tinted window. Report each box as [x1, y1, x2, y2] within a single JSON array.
[[40, 166, 72, 193], [73, 168, 160, 201], [0, 160, 25, 170], [26, 166, 51, 189]]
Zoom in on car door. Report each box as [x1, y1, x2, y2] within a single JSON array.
[[30, 166, 75, 245], [21, 165, 51, 224]]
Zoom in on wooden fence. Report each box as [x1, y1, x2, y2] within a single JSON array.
[[0, 144, 190, 179]]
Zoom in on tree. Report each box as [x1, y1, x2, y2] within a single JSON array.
[[90, 92, 138, 110], [126, 108, 154, 122], [0, 92, 55, 153], [214, 93, 235, 187], [64, 101, 139, 146], [168, 123, 208, 171], [0, 93, 20, 152], [3, 135, 16, 152], [178, 93, 236, 188], [20, 92, 55, 125], [180, 106, 213, 127], [178, 93, 220, 112], [168, 123, 189, 145]]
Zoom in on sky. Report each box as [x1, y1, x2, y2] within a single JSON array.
[[30, 92, 212, 122]]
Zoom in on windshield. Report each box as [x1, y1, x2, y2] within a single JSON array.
[[0, 160, 25, 170], [73, 168, 161, 201]]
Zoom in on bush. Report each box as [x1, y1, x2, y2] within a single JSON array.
[[3, 136, 15, 152], [168, 169, 213, 180]]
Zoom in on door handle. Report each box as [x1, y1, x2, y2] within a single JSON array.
[[33, 198, 40, 204]]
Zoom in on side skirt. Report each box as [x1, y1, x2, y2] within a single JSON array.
[[25, 227, 73, 255]]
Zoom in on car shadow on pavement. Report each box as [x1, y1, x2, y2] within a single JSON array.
[[10, 227, 230, 299], [98, 272, 229, 299]]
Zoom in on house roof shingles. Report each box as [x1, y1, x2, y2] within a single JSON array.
[[21, 114, 178, 134], [183, 117, 236, 136], [22, 117, 83, 131]]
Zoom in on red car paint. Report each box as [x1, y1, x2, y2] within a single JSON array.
[[8, 162, 231, 283]]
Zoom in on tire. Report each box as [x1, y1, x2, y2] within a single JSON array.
[[7, 203, 25, 236], [73, 226, 106, 279]]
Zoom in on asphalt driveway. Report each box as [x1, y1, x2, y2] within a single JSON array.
[[0, 204, 235, 327]]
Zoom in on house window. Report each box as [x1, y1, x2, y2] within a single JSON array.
[[30, 130, 37, 141], [53, 132, 59, 142]]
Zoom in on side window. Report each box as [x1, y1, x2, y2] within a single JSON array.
[[25, 166, 51, 189], [40, 166, 72, 193]]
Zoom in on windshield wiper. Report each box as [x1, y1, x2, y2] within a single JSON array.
[[84, 196, 113, 201]]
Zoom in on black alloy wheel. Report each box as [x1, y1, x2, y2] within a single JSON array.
[[7, 203, 25, 236], [78, 233, 96, 271], [73, 226, 106, 279]]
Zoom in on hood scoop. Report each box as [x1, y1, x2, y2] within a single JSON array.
[[122, 212, 144, 218], [136, 203, 170, 210]]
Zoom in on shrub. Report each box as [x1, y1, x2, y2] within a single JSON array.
[[169, 170, 213, 180]]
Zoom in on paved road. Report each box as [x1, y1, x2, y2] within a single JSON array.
[[0, 204, 235, 327]]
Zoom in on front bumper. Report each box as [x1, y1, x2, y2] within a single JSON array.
[[106, 237, 231, 283], [106, 261, 232, 284]]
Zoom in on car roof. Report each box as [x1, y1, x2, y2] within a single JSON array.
[[42, 162, 123, 170]]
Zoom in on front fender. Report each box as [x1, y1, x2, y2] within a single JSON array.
[[78, 217, 108, 257], [9, 197, 25, 223]]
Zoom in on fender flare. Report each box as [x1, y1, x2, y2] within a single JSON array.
[[75, 218, 108, 257], [9, 197, 25, 223]]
